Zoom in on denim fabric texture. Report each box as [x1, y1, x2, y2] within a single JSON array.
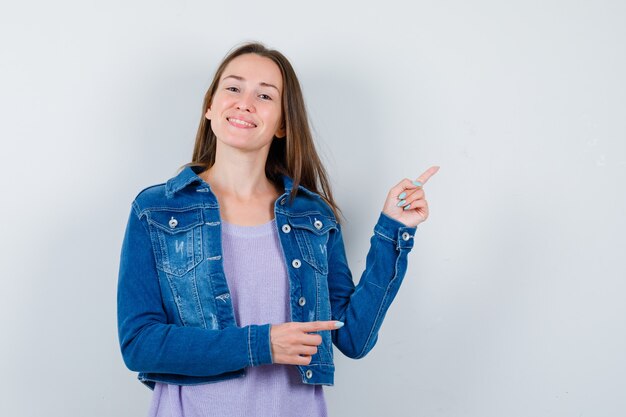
[[117, 165, 417, 390]]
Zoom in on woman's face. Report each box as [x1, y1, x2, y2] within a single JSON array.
[[205, 53, 285, 154]]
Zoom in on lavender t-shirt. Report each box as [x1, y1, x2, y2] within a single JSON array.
[[147, 219, 327, 417]]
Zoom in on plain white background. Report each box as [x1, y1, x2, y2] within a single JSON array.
[[1, 1, 625, 416]]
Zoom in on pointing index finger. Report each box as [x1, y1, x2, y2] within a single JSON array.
[[300, 321, 343, 332], [415, 166, 440, 186]]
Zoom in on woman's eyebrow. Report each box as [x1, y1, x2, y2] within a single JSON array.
[[222, 75, 280, 93]]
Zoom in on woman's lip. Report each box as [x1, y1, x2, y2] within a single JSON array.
[[227, 117, 256, 128]]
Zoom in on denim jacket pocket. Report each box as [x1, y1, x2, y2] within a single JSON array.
[[146, 208, 204, 277], [288, 214, 336, 275]]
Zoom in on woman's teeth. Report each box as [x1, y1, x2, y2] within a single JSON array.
[[229, 118, 255, 127]]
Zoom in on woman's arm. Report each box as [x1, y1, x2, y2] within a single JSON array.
[[328, 167, 439, 358], [327, 212, 416, 359], [116, 203, 273, 377]]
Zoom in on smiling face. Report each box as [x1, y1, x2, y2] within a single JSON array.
[[205, 53, 285, 154]]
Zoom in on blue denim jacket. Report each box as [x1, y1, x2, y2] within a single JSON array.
[[117, 165, 417, 390]]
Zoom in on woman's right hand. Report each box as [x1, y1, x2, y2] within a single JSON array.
[[269, 321, 342, 365]]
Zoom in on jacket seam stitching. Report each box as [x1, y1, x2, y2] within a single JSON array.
[[356, 238, 400, 359], [358, 287, 389, 359], [268, 324, 273, 364], [136, 205, 209, 215], [247, 326, 254, 366], [373, 229, 395, 244]]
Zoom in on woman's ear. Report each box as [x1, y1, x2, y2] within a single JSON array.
[[275, 121, 286, 138], [205, 106, 212, 120]]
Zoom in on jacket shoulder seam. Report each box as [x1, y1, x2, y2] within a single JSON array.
[[132, 183, 167, 215]]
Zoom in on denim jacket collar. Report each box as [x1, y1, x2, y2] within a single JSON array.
[[165, 165, 318, 200]]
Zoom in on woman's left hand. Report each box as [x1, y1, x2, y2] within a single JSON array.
[[382, 166, 440, 228]]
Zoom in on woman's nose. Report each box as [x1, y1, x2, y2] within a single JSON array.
[[237, 93, 255, 112]]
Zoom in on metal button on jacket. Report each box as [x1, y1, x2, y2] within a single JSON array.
[[305, 370, 313, 379], [298, 296, 306, 306], [401, 231, 411, 241], [281, 224, 291, 233], [168, 217, 178, 228], [292, 259, 301, 268], [313, 220, 323, 230]]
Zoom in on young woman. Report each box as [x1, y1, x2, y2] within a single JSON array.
[[117, 41, 439, 417]]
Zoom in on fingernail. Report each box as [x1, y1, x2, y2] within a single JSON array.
[[396, 199, 407, 207], [398, 191, 407, 199], [335, 321, 344, 329], [403, 204, 412, 210], [412, 181, 422, 187]]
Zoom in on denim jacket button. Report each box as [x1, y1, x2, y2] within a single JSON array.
[[292, 259, 301, 268], [281, 224, 291, 233], [401, 231, 411, 241], [168, 217, 178, 228], [298, 296, 306, 306], [279, 197, 286, 205], [313, 220, 323, 229], [305, 370, 313, 379]]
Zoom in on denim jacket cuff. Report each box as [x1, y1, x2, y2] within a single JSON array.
[[374, 212, 417, 250], [247, 324, 273, 366]]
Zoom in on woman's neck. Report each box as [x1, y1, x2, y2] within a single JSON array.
[[200, 160, 282, 226], [200, 143, 278, 200]]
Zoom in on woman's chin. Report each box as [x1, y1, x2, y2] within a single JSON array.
[[215, 137, 272, 154]]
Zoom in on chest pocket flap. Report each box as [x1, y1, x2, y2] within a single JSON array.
[[288, 214, 337, 274], [288, 215, 336, 235], [146, 208, 204, 276], [148, 209, 204, 234]]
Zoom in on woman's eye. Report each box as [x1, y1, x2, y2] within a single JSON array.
[[259, 94, 272, 100], [226, 86, 239, 92]]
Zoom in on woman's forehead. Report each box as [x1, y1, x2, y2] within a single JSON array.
[[221, 54, 283, 91]]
